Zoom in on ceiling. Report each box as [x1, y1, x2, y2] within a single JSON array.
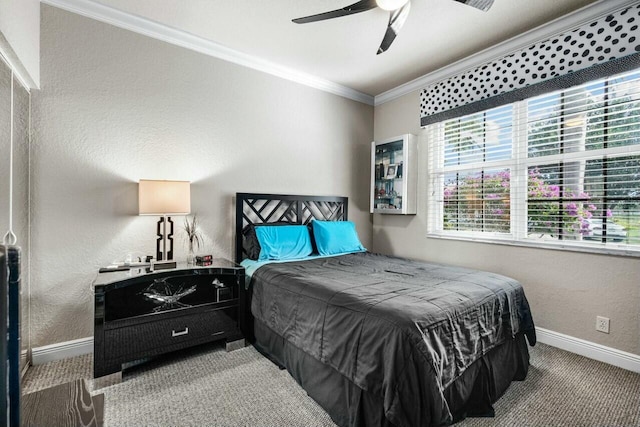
[[92, 0, 598, 97]]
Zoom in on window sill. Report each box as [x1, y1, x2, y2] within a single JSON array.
[[426, 233, 640, 258]]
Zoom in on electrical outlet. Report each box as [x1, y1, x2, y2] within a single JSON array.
[[596, 316, 610, 334]]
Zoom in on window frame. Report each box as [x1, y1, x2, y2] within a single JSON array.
[[426, 75, 640, 258]]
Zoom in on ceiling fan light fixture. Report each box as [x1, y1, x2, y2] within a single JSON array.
[[292, 0, 490, 54], [376, 0, 410, 11]]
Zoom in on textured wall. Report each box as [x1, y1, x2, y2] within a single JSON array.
[[31, 5, 373, 348], [374, 89, 640, 356], [0, 0, 40, 86]]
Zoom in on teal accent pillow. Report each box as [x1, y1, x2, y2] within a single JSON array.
[[242, 222, 292, 260], [255, 225, 313, 261], [311, 220, 366, 256]]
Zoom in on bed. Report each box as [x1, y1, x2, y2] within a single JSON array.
[[235, 193, 536, 427]]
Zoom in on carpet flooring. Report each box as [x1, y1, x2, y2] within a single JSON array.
[[22, 342, 640, 426]]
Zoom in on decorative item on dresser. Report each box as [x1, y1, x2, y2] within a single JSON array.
[[93, 259, 245, 383], [138, 179, 191, 266], [183, 215, 203, 265], [195, 254, 214, 266]]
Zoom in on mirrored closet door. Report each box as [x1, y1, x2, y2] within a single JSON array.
[[0, 53, 31, 375]]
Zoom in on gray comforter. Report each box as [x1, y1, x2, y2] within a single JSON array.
[[250, 252, 536, 426]]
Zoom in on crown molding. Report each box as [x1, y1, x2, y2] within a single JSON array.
[[374, 0, 637, 106], [0, 33, 36, 90], [39, 0, 637, 108], [40, 0, 375, 106]]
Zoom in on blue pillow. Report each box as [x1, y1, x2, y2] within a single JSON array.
[[255, 225, 313, 261], [311, 220, 366, 256]]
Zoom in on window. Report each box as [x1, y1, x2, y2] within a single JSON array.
[[428, 69, 640, 254]]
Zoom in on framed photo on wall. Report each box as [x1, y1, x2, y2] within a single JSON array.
[[386, 164, 398, 179]]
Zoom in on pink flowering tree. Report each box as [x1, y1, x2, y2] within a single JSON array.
[[527, 167, 598, 237], [443, 169, 510, 232], [444, 168, 601, 237]]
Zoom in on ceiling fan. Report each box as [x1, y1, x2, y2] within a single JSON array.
[[293, 0, 494, 55]]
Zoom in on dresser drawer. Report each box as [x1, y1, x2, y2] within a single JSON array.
[[105, 273, 239, 322], [104, 307, 237, 360]]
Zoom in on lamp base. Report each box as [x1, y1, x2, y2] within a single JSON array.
[[151, 261, 177, 271], [156, 216, 175, 261]]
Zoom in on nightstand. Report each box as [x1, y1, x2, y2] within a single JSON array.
[[92, 258, 244, 381]]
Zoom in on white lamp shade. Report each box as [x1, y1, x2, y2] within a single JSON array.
[[376, 0, 409, 11], [138, 180, 191, 215]]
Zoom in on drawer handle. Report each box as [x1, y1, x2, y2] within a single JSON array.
[[172, 327, 189, 337]]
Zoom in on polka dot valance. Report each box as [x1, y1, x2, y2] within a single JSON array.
[[420, 2, 640, 127]]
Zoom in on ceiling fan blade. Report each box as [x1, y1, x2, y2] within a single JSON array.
[[377, 1, 411, 55], [453, 0, 494, 12], [292, 0, 378, 24]]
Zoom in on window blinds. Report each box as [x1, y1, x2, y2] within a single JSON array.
[[428, 68, 640, 251]]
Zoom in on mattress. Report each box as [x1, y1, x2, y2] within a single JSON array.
[[246, 252, 536, 426]]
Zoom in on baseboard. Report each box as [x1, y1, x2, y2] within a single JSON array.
[[32, 337, 93, 365], [30, 329, 640, 374], [535, 327, 640, 374], [20, 350, 30, 378]]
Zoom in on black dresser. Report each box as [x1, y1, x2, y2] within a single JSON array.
[[93, 259, 245, 379]]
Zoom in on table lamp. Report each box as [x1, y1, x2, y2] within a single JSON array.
[[138, 179, 191, 263]]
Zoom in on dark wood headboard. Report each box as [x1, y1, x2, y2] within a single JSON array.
[[235, 193, 348, 263]]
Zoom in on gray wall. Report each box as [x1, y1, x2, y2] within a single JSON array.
[[374, 90, 640, 355], [31, 5, 373, 348]]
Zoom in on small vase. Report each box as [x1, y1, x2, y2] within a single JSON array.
[[187, 243, 196, 265]]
